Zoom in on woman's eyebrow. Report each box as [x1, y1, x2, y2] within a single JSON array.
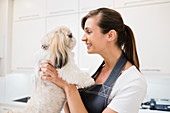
[[84, 27, 91, 30]]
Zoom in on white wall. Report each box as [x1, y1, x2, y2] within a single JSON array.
[[5, 73, 34, 101], [0, 0, 13, 77], [144, 73, 170, 101], [0, 0, 7, 76]]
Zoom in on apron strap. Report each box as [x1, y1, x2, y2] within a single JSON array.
[[92, 61, 105, 78], [104, 51, 127, 86]]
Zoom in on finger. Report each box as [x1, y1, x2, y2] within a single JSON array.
[[40, 62, 59, 78], [41, 61, 53, 67], [41, 75, 47, 80], [41, 67, 56, 76], [42, 75, 52, 82], [41, 62, 49, 67], [40, 66, 58, 81], [41, 63, 55, 71], [46, 60, 53, 66], [41, 75, 57, 84]]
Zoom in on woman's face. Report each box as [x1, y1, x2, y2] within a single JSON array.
[[82, 16, 107, 54]]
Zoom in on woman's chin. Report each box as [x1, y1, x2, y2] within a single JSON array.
[[87, 50, 94, 54]]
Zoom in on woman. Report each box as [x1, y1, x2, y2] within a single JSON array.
[[41, 8, 147, 113]]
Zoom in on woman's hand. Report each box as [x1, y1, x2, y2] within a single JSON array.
[[40, 60, 68, 89], [41, 61, 88, 113]]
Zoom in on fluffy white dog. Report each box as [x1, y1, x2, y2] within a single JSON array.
[[6, 26, 95, 113]]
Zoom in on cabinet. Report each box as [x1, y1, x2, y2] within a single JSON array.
[[13, 0, 46, 21], [115, 0, 170, 8], [78, 13, 103, 75], [79, 0, 113, 13], [11, 0, 170, 74], [0, 0, 5, 58], [116, 3, 170, 73], [46, 0, 78, 16], [46, 14, 79, 65], [0, 38, 4, 58], [11, 19, 45, 71]]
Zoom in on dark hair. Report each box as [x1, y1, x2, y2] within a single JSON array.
[[81, 8, 140, 70]]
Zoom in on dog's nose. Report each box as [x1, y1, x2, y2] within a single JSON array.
[[68, 33, 72, 38], [41, 45, 49, 50]]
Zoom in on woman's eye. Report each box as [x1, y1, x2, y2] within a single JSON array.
[[87, 30, 92, 34]]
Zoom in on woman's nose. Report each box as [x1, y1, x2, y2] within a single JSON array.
[[81, 35, 87, 41]]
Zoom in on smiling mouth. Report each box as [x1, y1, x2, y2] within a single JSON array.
[[86, 43, 92, 47]]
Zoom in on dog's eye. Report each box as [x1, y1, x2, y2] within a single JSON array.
[[68, 33, 72, 38]]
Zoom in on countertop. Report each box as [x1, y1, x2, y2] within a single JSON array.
[[0, 97, 27, 108], [0, 100, 169, 113], [139, 109, 170, 113]]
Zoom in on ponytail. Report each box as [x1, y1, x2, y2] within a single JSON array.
[[123, 25, 140, 70]]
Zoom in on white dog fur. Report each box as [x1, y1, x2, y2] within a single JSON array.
[[6, 26, 95, 113]]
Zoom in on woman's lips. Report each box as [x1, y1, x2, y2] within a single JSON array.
[[86, 43, 92, 49]]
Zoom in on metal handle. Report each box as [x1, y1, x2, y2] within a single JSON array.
[[141, 68, 161, 72], [18, 14, 39, 19], [49, 9, 74, 15], [124, 0, 153, 6], [17, 67, 34, 69]]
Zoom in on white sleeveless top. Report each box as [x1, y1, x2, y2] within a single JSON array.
[[107, 66, 147, 113]]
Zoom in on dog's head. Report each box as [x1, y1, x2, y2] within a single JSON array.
[[40, 26, 76, 68]]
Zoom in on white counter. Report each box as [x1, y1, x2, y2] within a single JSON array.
[[0, 99, 26, 113], [0, 99, 169, 113], [139, 109, 170, 113], [0, 101, 26, 108], [0, 99, 66, 113], [0, 77, 5, 102], [1, 73, 170, 113]]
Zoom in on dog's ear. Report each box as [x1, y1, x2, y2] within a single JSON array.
[[50, 31, 68, 69], [55, 49, 68, 69]]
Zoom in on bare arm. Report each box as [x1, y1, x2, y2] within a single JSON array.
[[64, 84, 88, 113], [41, 61, 117, 113], [103, 108, 117, 113], [63, 85, 117, 113], [41, 61, 88, 113], [64, 102, 70, 113]]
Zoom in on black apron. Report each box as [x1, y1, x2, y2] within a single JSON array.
[[79, 52, 127, 113]]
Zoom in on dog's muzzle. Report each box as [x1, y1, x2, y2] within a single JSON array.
[[41, 45, 49, 50]]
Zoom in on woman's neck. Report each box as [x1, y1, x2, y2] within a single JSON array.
[[100, 47, 122, 71]]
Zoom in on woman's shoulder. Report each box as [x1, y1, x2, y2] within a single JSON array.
[[108, 66, 147, 113], [122, 65, 144, 79], [116, 65, 147, 88]]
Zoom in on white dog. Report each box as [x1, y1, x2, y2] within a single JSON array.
[[6, 26, 95, 113]]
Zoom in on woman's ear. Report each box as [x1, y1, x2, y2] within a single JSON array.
[[107, 30, 117, 41]]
